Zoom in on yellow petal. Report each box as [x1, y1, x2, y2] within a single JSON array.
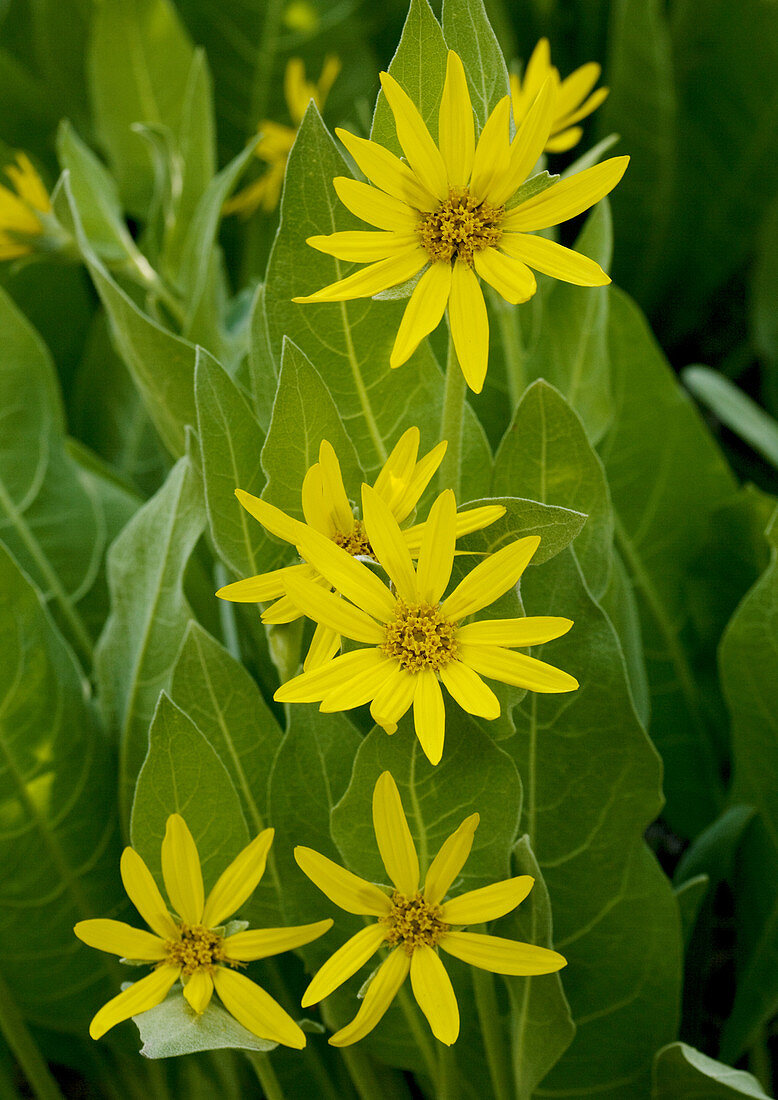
[[438, 660, 500, 719], [555, 62, 602, 120], [369, 664, 417, 733], [307, 230, 419, 263], [284, 572, 385, 644], [329, 948, 411, 1047], [319, 654, 397, 711], [392, 441, 448, 524], [6, 154, 50, 211], [333, 177, 419, 231], [373, 426, 420, 510], [183, 969, 214, 1014], [500, 232, 609, 286], [490, 77, 556, 206], [545, 127, 583, 154], [275, 648, 389, 704], [202, 829, 275, 928], [216, 563, 312, 605], [304, 623, 341, 670], [469, 96, 511, 202], [379, 72, 449, 201], [298, 526, 396, 621], [300, 463, 337, 536], [293, 248, 429, 304], [458, 643, 578, 693], [294, 847, 392, 916], [161, 815, 205, 925], [474, 247, 536, 305], [441, 535, 540, 621], [318, 439, 355, 533], [438, 51, 475, 188], [361, 485, 417, 602], [457, 616, 574, 647], [554, 86, 609, 132], [336, 128, 437, 211], [74, 919, 167, 960], [413, 671, 446, 765], [302, 923, 389, 1007], [439, 930, 566, 975], [372, 771, 420, 895], [448, 261, 489, 393], [441, 876, 534, 925], [502, 155, 629, 232], [415, 490, 456, 604], [261, 594, 305, 625], [223, 919, 333, 962], [89, 966, 180, 1040], [403, 502, 506, 550], [390, 262, 452, 368], [236, 489, 308, 545], [423, 813, 480, 906], [410, 945, 459, 1045], [213, 967, 306, 1048], [120, 848, 179, 940], [511, 39, 553, 122]]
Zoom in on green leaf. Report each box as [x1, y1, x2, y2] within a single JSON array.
[[675, 804, 756, 888], [441, 0, 509, 125], [652, 1043, 771, 1099], [674, 876, 709, 950], [751, 197, 778, 395], [684, 366, 778, 471], [0, 543, 122, 1032], [131, 693, 248, 891], [456, 496, 587, 566], [133, 988, 275, 1057], [599, 548, 651, 726], [246, 285, 279, 433], [95, 457, 205, 824]]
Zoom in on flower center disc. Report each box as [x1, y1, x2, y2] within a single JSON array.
[[381, 600, 458, 672], [165, 925, 224, 975], [419, 188, 504, 266], [383, 891, 448, 954], [333, 518, 373, 558]]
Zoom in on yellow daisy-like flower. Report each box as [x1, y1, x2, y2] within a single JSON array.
[[74, 814, 332, 1047], [225, 55, 341, 216], [296, 771, 566, 1046], [0, 153, 51, 260], [274, 486, 577, 765], [511, 38, 609, 154], [216, 427, 505, 670], [293, 49, 628, 392]]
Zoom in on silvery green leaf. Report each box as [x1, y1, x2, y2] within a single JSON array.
[[131, 987, 277, 1057]]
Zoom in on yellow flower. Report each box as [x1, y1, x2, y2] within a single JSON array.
[[296, 772, 566, 1046], [74, 814, 332, 1047], [511, 39, 609, 154], [0, 153, 51, 260], [225, 56, 341, 216], [293, 50, 628, 392], [216, 427, 505, 671], [274, 486, 577, 765]]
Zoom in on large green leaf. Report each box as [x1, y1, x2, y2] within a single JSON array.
[[441, 0, 510, 126], [0, 544, 122, 1032], [683, 366, 778, 472], [652, 1043, 771, 1099]]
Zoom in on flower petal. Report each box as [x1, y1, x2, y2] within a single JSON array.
[[448, 261, 489, 393], [361, 485, 417, 602], [298, 527, 396, 621], [213, 967, 306, 1048], [202, 829, 275, 928], [555, 85, 609, 132], [261, 593, 305, 625], [373, 426, 420, 509], [390, 261, 452, 368], [304, 623, 342, 671], [441, 535, 540, 620], [438, 51, 475, 188], [469, 96, 512, 202], [333, 176, 419, 231], [438, 660, 500, 719], [307, 230, 418, 263], [235, 489, 308, 545], [319, 654, 397, 711], [423, 813, 480, 906], [216, 563, 311, 605], [441, 876, 534, 925], [317, 439, 355, 533], [410, 945, 459, 1045], [300, 463, 338, 536], [502, 155, 629, 232], [336, 128, 437, 211], [329, 948, 411, 1047], [392, 441, 448, 524], [302, 923, 389, 1007], [120, 848, 179, 940], [474, 248, 536, 305], [284, 572, 385, 644], [161, 815, 205, 925], [545, 127, 583, 154], [555, 62, 602, 120], [372, 771, 420, 895], [294, 846, 392, 916], [369, 664, 417, 733], [293, 248, 429, 304], [403, 503, 506, 550], [457, 616, 573, 647], [275, 648, 389, 704], [223, 919, 334, 962], [490, 77, 556, 206], [89, 966, 180, 1040], [439, 930, 566, 975], [413, 671, 446, 765], [379, 72, 449, 201], [183, 969, 214, 1014], [459, 643, 578, 693], [500, 232, 609, 286], [415, 489, 456, 604], [74, 919, 167, 960]]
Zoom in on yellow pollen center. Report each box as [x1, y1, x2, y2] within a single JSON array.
[[382, 891, 449, 954], [164, 924, 224, 976], [381, 600, 458, 673], [419, 188, 504, 266], [333, 519, 373, 558]]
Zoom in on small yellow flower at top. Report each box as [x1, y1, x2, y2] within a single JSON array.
[[511, 38, 609, 154], [293, 50, 628, 393], [216, 427, 505, 671], [74, 814, 332, 1047], [224, 55, 341, 216], [0, 153, 51, 261], [274, 486, 577, 765], [296, 771, 566, 1046]]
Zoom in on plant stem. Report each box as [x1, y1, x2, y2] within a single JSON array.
[[495, 295, 526, 409], [472, 967, 513, 1100], [246, 1051, 285, 1100], [395, 981, 438, 1088], [320, 1005, 397, 1100], [748, 1028, 772, 1093], [438, 331, 467, 494], [437, 1043, 459, 1099], [0, 971, 64, 1100]]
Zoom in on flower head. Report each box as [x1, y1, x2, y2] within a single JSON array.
[[511, 39, 609, 154], [274, 486, 577, 765], [74, 814, 331, 1046], [296, 772, 566, 1046], [0, 153, 51, 260], [225, 56, 341, 216], [293, 50, 628, 392], [216, 427, 504, 670]]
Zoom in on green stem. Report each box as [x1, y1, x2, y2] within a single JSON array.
[[472, 967, 513, 1100], [246, 1051, 285, 1100], [320, 1005, 390, 1100], [395, 978, 438, 1089], [748, 1028, 772, 1093], [215, 563, 242, 662], [438, 331, 467, 495], [437, 1043, 459, 1099], [493, 293, 526, 408], [0, 972, 64, 1100]]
